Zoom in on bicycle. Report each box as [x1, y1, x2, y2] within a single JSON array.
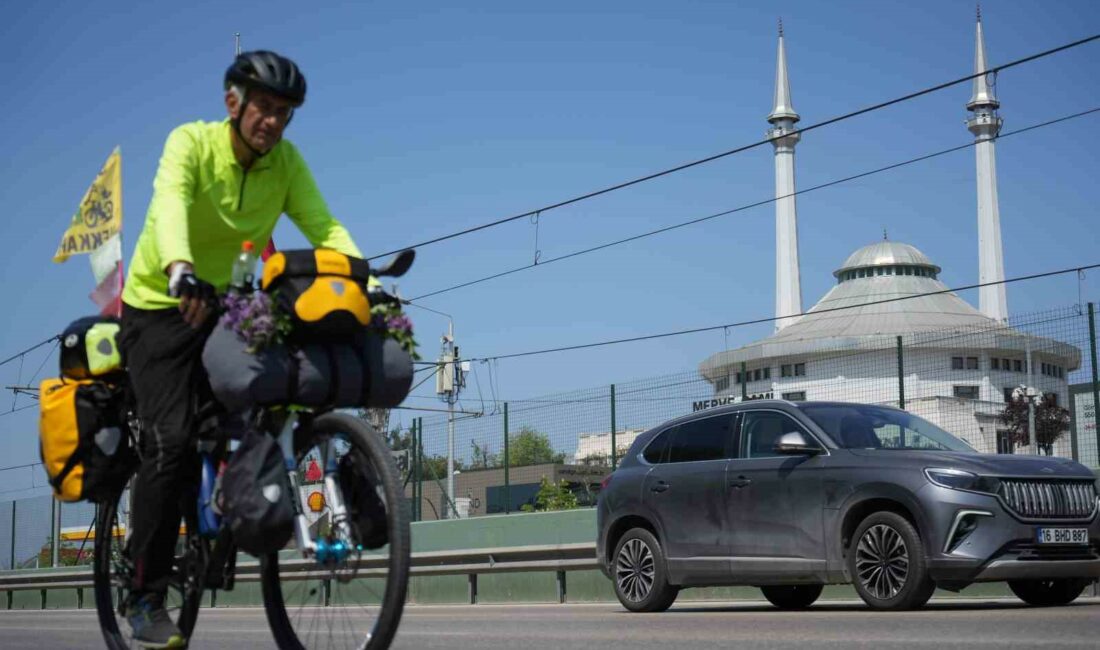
[[92, 251, 415, 650]]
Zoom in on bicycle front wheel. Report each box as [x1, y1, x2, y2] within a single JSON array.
[[260, 411, 411, 650]]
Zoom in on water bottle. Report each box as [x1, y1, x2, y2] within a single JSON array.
[[230, 240, 259, 293], [198, 452, 221, 537]]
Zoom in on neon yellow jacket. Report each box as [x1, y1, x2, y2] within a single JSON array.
[[123, 119, 362, 310]]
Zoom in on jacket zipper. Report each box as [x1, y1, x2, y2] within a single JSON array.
[[237, 169, 248, 211]]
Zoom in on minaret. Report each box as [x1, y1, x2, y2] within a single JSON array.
[[967, 6, 1008, 322], [769, 19, 803, 331]]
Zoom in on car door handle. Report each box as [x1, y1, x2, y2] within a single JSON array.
[[729, 476, 752, 488], [650, 481, 670, 493]]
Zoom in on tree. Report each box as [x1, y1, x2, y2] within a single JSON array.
[[469, 439, 499, 469], [508, 427, 565, 467], [521, 477, 580, 512], [999, 394, 1070, 455]]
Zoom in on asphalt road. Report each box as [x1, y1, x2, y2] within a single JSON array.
[[2, 598, 1098, 649]]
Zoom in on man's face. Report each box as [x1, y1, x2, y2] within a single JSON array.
[[226, 87, 294, 153]]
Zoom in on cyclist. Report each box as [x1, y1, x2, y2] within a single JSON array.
[[118, 50, 363, 648]]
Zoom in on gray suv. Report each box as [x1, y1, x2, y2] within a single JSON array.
[[596, 400, 1100, 611]]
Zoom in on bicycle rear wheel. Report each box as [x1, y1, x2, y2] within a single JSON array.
[[260, 411, 410, 650], [93, 487, 205, 649]]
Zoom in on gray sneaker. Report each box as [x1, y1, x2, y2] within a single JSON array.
[[126, 593, 187, 649]]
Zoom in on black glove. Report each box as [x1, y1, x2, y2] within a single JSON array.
[[168, 269, 217, 305]]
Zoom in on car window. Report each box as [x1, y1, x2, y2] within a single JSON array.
[[642, 427, 674, 464], [667, 415, 733, 463], [799, 404, 973, 451], [739, 411, 806, 459]]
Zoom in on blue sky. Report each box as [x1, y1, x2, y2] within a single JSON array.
[[1, 0, 1098, 496]]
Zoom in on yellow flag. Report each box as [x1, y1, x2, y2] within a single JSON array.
[[53, 147, 122, 263]]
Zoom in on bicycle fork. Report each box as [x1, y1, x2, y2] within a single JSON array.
[[277, 413, 356, 563]]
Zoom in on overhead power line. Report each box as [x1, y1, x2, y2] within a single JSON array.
[[409, 107, 1100, 301], [0, 335, 60, 369], [467, 263, 1100, 362], [366, 33, 1100, 262]]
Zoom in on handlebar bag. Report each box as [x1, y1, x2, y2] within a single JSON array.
[[39, 378, 136, 502], [261, 249, 373, 342], [59, 316, 124, 380]]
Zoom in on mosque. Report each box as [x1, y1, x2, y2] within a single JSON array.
[[698, 14, 1079, 456]]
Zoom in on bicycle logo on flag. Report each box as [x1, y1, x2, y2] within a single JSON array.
[[82, 185, 115, 229]]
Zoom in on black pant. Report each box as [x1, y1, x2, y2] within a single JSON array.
[[119, 304, 215, 594]]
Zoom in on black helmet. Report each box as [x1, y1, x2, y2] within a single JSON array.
[[225, 50, 306, 106]]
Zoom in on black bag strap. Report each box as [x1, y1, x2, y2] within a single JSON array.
[[50, 433, 92, 491], [273, 250, 372, 282], [287, 346, 301, 404], [323, 345, 340, 406]]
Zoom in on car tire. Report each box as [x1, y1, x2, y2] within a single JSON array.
[[760, 584, 824, 609], [612, 528, 679, 613], [849, 511, 935, 610], [1008, 579, 1090, 607]]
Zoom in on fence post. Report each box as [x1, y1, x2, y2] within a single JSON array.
[[896, 336, 905, 410], [610, 385, 617, 471], [415, 418, 422, 522], [503, 403, 510, 514], [50, 500, 58, 568], [741, 362, 748, 400], [1089, 303, 1100, 464], [9, 500, 15, 570]]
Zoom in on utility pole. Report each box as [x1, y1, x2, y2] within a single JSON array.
[[436, 321, 466, 518]]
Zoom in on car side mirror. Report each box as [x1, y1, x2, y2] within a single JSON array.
[[774, 431, 822, 455]]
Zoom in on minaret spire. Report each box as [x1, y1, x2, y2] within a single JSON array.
[[769, 20, 802, 330], [967, 7, 1008, 322]]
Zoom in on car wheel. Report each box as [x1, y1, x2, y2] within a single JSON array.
[[849, 511, 935, 610], [1008, 579, 1090, 607], [760, 584, 824, 609], [612, 528, 678, 613]]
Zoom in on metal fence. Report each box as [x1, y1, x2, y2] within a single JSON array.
[[400, 302, 1100, 521], [3, 302, 1099, 550]]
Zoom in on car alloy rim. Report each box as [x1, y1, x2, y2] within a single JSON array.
[[616, 538, 655, 602], [855, 524, 909, 601]]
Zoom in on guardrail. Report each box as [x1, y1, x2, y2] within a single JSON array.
[[3, 541, 1098, 609], [0, 542, 601, 608]]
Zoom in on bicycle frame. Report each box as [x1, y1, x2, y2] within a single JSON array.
[[276, 410, 357, 564]]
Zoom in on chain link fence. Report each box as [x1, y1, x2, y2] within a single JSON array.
[[2, 302, 1098, 548]]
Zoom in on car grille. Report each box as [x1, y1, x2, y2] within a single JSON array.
[[997, 479, 1097, 519]]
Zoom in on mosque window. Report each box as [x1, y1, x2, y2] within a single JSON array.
[[966, 357, 979, 370], [794, 363, 806, 376], [1014, 360, 1024, 372], [715, 376, 730, 392], [1003, 387, 1015, 402], [763, 367, 771, 380], [953, 385, 980, 399], [876, 267, 884, 276], [991, 358, 1000, 370], [781, 364, 792, 377], [952, 357, 964, 370], [735, 372, 742, 384]]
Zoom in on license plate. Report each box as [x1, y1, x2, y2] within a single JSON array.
[[1036, 528, 1089, 545]]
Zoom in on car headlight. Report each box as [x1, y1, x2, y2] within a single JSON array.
[[924, 468, 1001, 494]]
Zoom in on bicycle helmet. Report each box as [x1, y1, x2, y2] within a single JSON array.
[[225, 50, 307, 107]]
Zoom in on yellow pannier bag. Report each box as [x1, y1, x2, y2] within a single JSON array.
[[39, 378, 135, 502], [261, 249, 373, 342]]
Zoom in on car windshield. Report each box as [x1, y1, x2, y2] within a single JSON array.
[[799, 404, 975, 452]]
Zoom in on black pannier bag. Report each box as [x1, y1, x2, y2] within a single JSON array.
[[202, 327, 413, 412], [337, 450, 389, 549], [261, 249, 374, 342], [221, 427, 295, 555], [39, 377, 137, 502]]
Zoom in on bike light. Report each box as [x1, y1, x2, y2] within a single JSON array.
[[924, 468, 1001, 494]]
